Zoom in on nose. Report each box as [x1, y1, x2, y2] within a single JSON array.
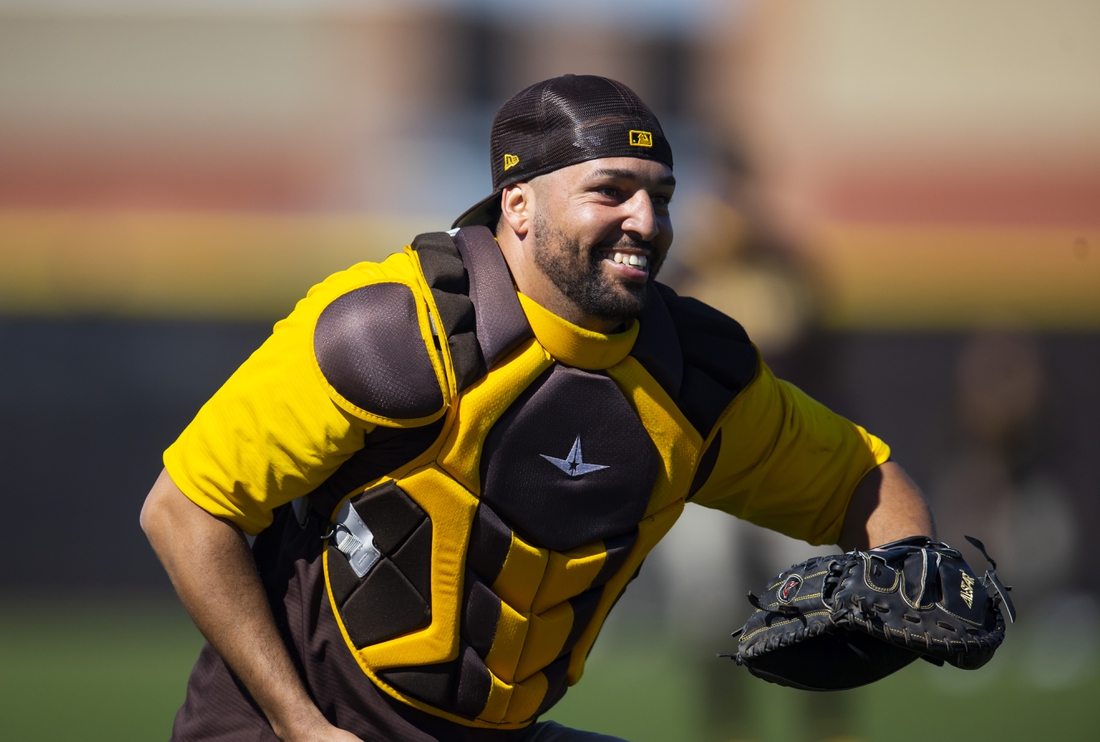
[[621, 191, 660, 242]]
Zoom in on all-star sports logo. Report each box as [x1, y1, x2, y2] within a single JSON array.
[[540, 436, 609, 477]]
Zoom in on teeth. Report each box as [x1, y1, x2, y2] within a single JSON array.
[[610, 252, 648, 269]]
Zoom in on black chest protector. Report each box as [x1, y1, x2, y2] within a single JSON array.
[[308, 226, 757, 729]]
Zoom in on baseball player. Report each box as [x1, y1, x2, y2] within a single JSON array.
[[141, 75, 934, 741]]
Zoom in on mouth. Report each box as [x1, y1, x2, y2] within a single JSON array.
[[600, 248, 650, 280]]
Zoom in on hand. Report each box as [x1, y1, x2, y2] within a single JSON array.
[[141, 471, 361, 742]]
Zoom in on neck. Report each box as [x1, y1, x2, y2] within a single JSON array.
[[496, 228, 624, 334]]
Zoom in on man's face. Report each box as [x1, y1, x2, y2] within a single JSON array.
[[528, 157, 675, 323]]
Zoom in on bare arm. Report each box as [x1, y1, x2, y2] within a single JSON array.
[[838, 461, 935, 551], [140, 469, 359, 742]]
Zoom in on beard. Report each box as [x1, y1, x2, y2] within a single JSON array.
[[531, 210, 661, 322]]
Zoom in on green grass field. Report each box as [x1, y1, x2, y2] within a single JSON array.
[[546, 621, 1100, 742], [0, 595, 205, 741], [2, 595, 1096, 741]]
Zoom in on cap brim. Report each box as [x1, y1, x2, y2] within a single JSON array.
[[452, 190, 502, 229]]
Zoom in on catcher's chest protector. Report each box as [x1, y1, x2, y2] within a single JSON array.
[[312, 226, 755, 728]]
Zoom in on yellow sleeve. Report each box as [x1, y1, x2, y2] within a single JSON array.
[[163, 252, 429, 535], [690, 361, 891, 546]]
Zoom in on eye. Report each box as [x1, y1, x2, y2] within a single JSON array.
[[651, 193, 673, 211], [596, 186, 621, 198]]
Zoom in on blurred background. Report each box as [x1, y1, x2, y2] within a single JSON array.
[[1, 0, 1098, 739]]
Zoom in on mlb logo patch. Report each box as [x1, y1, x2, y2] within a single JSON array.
[[629, 130, 653, 148]]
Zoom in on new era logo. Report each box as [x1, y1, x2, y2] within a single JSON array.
[[503, 153, 520, 171], [629, 130, 653, 148]]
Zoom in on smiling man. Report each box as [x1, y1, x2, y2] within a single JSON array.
[[498, 158, 675, 332], [141, 75, 933, 741]]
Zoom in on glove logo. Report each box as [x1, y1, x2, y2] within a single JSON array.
[[778, 574, 803, 603], [960, 571, 975, 609]]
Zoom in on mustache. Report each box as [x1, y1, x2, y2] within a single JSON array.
[[589, 235, 664, 281], [596, 236, 654, 252]]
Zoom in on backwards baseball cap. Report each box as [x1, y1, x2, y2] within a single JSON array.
[[452, 74, 674, 229]]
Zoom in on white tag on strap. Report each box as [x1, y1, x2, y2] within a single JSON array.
[[332, 500, 382, 578]]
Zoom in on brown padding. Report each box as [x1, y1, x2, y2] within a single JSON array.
[[534, 655, 571, 717], [329, 481, 434, 649], [314, 283, 444, 420], [447, 331, 485, 393], [430, 289, 476, 338], [327, 543, 364, 607], [466, 503, 512, 584], [341, 558, 431, 648], [414, 232, 468, 294], [557, 587, 603, 659], [378, 660, 459, 711], [412, 231, 486, 392], [454, 644, 492, 719], [452, 226, 532, 369], [480, 364, 657, 551], [390, 519, 433, 603], [591, 529, 638, 589], [461, 574, 502, 658], [352, 481, 426, 554], [629, 284, 683, 399], [677, 366, 736, 438], [428, 278, 482, 391], [376, 642, 494, 721], [652, 283, 758, 437], [687, 429, 722, 500]]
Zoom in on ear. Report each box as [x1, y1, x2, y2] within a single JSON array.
[[500, 183, 533, 238]]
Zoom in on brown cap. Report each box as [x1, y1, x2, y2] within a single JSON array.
[[452, 74, 674, 229]]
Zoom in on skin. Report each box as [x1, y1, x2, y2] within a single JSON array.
[[140, 470, 360, 742], [496, 157, 676, 333], [141, 155, 933, 740], [839, 461, 935, 551]]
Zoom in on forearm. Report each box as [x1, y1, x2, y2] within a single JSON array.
[[838, 461, 935, 551], [140, 469, 331, 741]]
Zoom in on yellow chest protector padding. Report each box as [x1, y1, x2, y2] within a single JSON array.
[[318, 227, 759, 729]]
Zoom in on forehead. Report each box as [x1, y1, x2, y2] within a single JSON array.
[[546, 157, 675, 188]]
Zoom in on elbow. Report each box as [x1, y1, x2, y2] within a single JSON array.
[[139, 486, 161, 543], [139, 492, 155, 538], [140, 468, 174, 542]]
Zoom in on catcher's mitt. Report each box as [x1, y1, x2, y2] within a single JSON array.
[[724, 535, 1015, 691]]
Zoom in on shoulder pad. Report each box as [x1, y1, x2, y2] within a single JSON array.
[[314, 282, 445, 422], [410, 227, 532, 392], [652, 282, 759, 436], [411, 231, 482, 392]]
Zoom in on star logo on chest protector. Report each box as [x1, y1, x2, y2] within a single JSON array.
[[539, 436, 610, 477]]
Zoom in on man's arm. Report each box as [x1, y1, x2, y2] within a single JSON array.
[[140, 469, 359, 742], [838, 461, 935, 551]]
